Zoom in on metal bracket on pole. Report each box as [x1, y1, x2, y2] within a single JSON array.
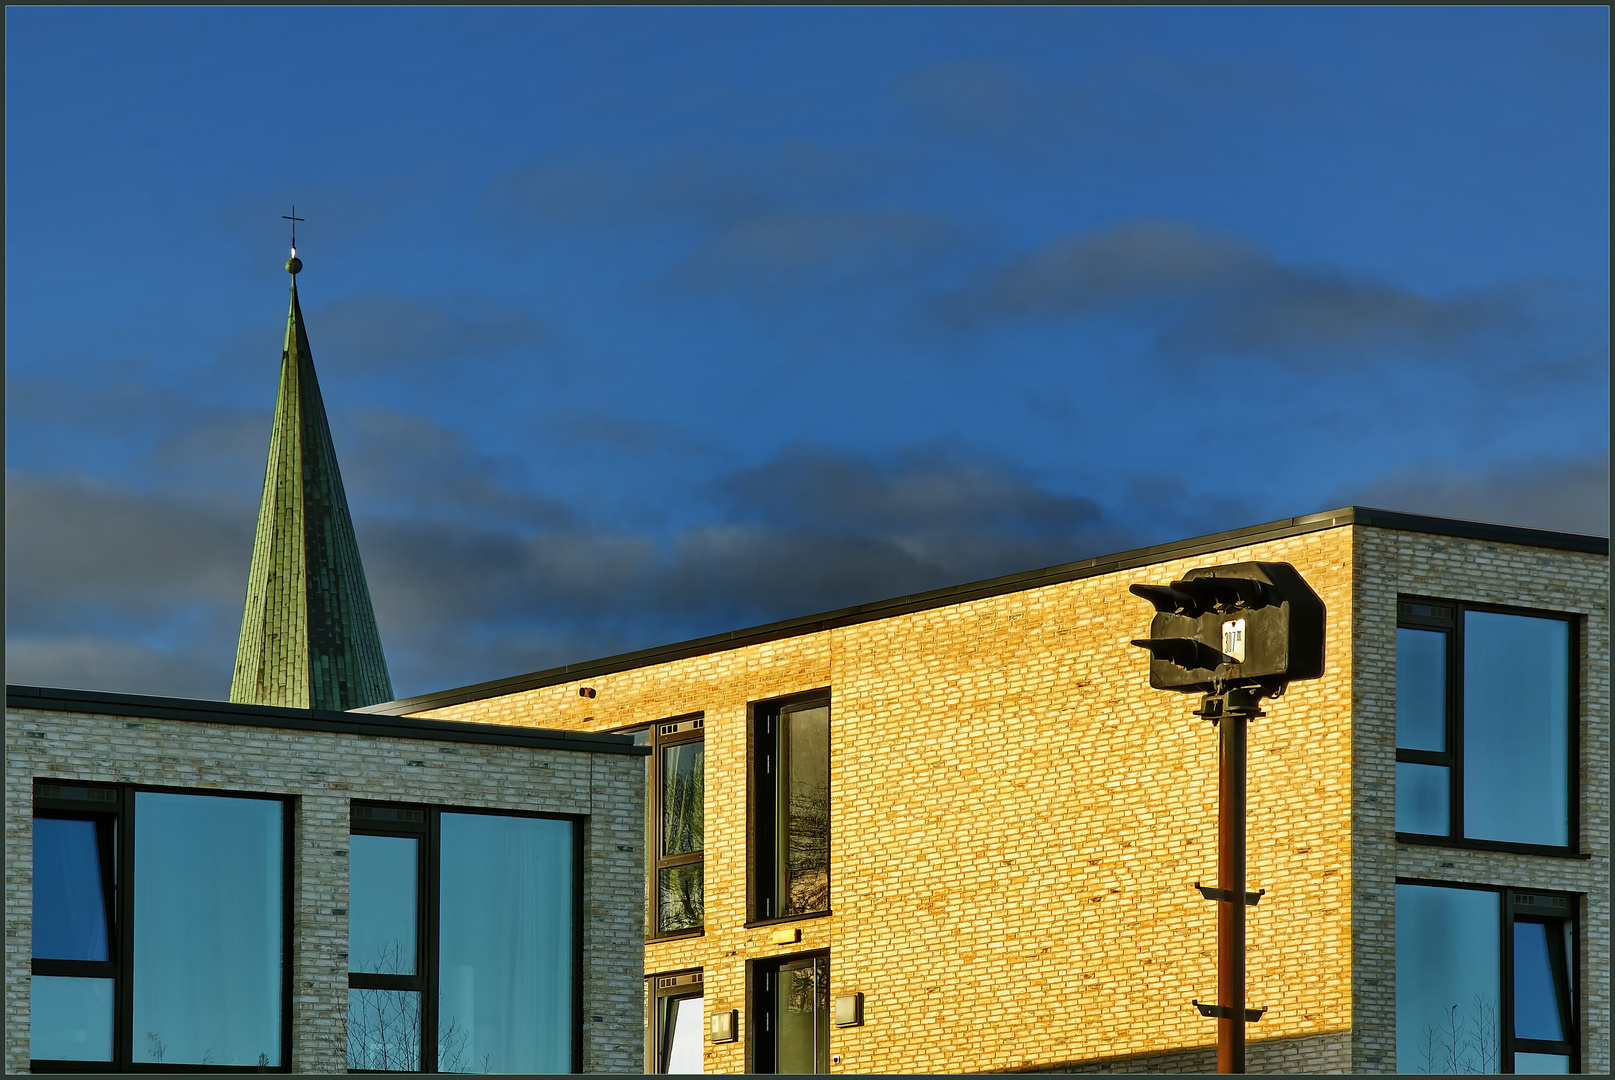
[[1195, 882, 1265, 906], [1193, 1000, 1266, 1023]]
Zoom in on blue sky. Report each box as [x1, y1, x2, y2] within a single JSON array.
[[6, 7, 1608, 700]]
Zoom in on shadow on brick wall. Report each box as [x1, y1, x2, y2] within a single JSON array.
[[989, 1030, 1352, 1074]]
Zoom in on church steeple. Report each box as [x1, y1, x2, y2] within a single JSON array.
[[231, 249, 393, 710]]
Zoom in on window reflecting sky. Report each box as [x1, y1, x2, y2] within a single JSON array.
[[438, 813, 573, 1073], [662, 995, 703, 1074], [1512, 921, 1565, 1042], [350, 834, 419, 975], [132, 792, 282, 1067], [1396, 762, 1449, 835], [30, 975, 113, 1062], [1396, 627, 1448, 752], [1463, 612, 1570, 846], [32, 818, 109, 962], [1396, 883, 1500, 1074]]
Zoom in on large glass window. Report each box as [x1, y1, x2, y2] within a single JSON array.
[[752, 953, 829, 1074], [1396, 882, 1579, 1073], [753, 695, 830, 922], [30, 782, 288, 1072], [133, 792, 284, 1068], [349, 803, 578, 1073], [1396, 600, 1577, 851], [646, 970, 703, 1074]]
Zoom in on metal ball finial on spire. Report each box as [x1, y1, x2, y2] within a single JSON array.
[[283, 206, 305, 274]]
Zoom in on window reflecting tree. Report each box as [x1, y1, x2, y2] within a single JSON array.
[[1415, 996, 1500, 1074], [782, 705, 829, 916], [659, 740, 705, 933]]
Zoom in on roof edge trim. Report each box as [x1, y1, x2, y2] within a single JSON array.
[[6, 684, 646, 755]]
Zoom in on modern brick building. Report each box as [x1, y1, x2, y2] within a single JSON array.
[[5, 687, 648, 1073], [359, 506, 1608, 1075]]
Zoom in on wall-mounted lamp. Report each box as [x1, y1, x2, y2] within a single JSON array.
[[579, 687, 597, 699], [833, 993, 864, 1027], [709, 1008, 738, 1043]]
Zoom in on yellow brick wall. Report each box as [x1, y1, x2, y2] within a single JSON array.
[[408, 526, 1360, 1072]]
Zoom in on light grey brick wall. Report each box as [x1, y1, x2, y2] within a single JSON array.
[[1350, 527, 1609, 1073], [4, 707, 645, 1075]]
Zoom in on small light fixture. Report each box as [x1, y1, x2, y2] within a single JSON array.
[[709, 1008, 738, 1043], [579, 687, 596, 699], [834, 992, 863, 1027]]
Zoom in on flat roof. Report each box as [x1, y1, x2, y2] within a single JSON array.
[[5, 684, 648, 755], [356, 505, 1607, 716]]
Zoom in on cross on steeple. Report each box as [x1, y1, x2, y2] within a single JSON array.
[[282, 206, 304, 254]]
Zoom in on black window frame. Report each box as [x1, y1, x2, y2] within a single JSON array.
[[30, 780, 293, 1074], [347, 804, 432, 1073], [1395, 597, 1581, 857], [1396, 878, 1581, 1073], [750, 950, 830, 1075], [347, 801, 583, 1074], [639, 714, 706, 940], [749, 690, 832, 926], [644, 968, 703, 1074]]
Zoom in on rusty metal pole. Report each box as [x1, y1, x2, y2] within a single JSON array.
[[1217, 701, 1248, 1074]]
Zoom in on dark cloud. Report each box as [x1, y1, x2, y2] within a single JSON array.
[[895, 60, 1104, 146], [311, 292, 548, 370], [5, 635, 233, 700], [6, 441, 1144, 700], [336, 408, 573, 529], [4, 469, 254, 625], [1334, 456, 1610, 537], [546, 411, 716, 457], [894, 56, 1298, 152], [5, 376, 271, 495], [952, 218, 1523, 365], [486, 141, 902, 234], [967, 218, 1268, 314], [483, 143, 947, 299], [656, 443, 1135, 619], [664, 208, 951, 295], [4, 468, 251, 698], [713, 443, 1101, 534]]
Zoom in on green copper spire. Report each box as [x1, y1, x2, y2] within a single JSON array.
[[231, 254, 393, 710]]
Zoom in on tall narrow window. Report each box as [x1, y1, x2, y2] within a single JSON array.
[[647, 970, 703, 1074], [1396, 882, 1579, 1073], [348, 807, 426, 1072], [752, 953, 829, 1074], [350, 803, 578, 1073], [753, 694, 830, 921], [30, 782, 289, 1072], [31, 786, 118, 1066], [655, 717, 705, 936], [1396, 600, 1577, 851]]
